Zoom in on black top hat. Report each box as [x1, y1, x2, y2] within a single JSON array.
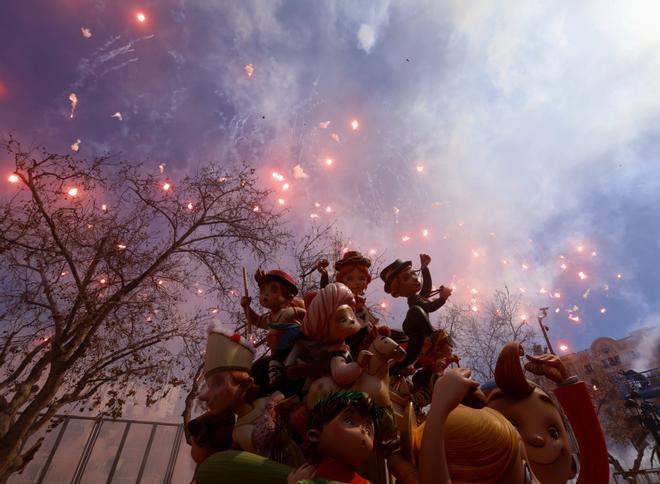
[[380, 259, 412, 294], [335, 251, 372, 272]]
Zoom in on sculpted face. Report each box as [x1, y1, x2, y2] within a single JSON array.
[[488, 388, 575, 484], [327, 304, 361, 343], [198, 371, 246, 415], [338, 267, 369, 297], [392, 268, 422, 297], [314, 407, 374, 467], [259, 281, 286, 311]]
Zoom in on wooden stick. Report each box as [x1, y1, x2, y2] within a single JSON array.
[[242, 267, 252, 335]]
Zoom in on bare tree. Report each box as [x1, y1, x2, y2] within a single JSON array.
[[0, 135, 289, 480], [441, 287, 539, 382], [290, 223, 345, 295]]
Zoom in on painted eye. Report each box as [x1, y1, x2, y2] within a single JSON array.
[[344, 417, 355, 425], [548, 426, 560, 439], [523, 462, 533, 484]]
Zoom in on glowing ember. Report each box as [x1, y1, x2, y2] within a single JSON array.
[[521, 263, 529, 270], [568, 315, 580, 322], [554, 292, 561, 298], [68, 93, 78, 118], [416, 165, 424, 173], [8, 174, 19, 183], [578, 271, 587, 280], [197, 288, 203, 294], [187, 202, 194, 210], [600, 308, 607, 314], [117, 244, 127, 250], [272, 172, 285, 182], [559, 344, 569, 352], [325, 158, 333, 166], [101, 204, 108, 212], [402, 235, 410, 242], [319, 121, 330, 129], [136, 12, 146, 23], [331, 133, 341, 143], [162, 182, 171, 191], [560, 263, 567, 270], [70, 139, 81, 152], [472, 250, 480, 258], [422, 228, 429, 237], [211, 308, 219, 314], [99, 278, 106, 284], [277, 198, 285, 205], [111, 112, 123, 121], [282, 183, 290, 190], [158, 280, 164, 285], [67, 187, 78, 197], [616, 273, 623, 279], [471, 305, 478, 312], [309, 213, 319, 219], [81, 27, 92, 38], [325, 206, 332, 213], [591, 251, 597, 257], [380, 302, 387, 309], [252, 205, 260, 212], [244, 64, 255, 77], [577, 245, 584, 252], [351, 120, 359, 130]]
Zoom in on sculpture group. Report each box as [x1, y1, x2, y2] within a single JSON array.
[[188, 252, 609, 483]]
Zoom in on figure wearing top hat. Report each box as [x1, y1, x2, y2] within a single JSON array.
[[380, 254, 452, 375], [241, 269, 305, 386], [316, 251, 381, 355]]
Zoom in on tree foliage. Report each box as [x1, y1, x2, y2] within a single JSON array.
[[0, 136, 289, 479]]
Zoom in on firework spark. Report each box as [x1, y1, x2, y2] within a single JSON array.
[[68, 93, 78, 118], [319, 121, 330, 129], [81, 27, 92, 39], [8, 174, 19, 183], [112, 112, 123, 121], [331, 133, 341, 143], [136, 12, 146, 23], [244, 64, 255, 77], [351, 120, 359, 130], [70, 139, 81, 152], [67, 187, 78, 197], [293, 164, 309, 179]]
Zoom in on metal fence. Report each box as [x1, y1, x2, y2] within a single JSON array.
[[8, 415, 195, 484]]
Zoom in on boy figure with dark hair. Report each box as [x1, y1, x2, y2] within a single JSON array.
[[241, 269, 305, 387], [302, 391, 375, 484]]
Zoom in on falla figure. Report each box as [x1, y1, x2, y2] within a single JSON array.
[[380, 254, 452, 374], [486, 342, 609, 484], [387, 367, 542, 484], [316, 251, 381, 355], [241, 269, 305, 386]]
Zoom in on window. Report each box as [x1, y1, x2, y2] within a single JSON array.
[[584, 364, 594, 374]]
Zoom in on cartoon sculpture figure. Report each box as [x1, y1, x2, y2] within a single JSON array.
[[388, 367, 541, 484], [287, 282, 367, 390], [380, 254, 452, 374], [486, 342, 609, 484], [241, 269, 305, 386], [194, 327, 298, 464], [317, 251, 380, 355], [304, 390, 376, 484], [189, 328, 256, 464]]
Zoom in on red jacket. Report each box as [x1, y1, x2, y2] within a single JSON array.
[[316, 457, 370, 484], [554, 381, 609, 484]]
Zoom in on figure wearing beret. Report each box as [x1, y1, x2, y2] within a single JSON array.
[[380, 254, 452, 375], [241, 269, 306, 386]]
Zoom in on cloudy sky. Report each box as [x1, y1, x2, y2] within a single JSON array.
[[1, 0, 659, 364]]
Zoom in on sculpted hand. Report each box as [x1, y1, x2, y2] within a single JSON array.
[[357, 350, 373, 367], [524, 353, 569, 384], [432, 368, 479, 416], [419, 253, 431, 268], [315, 259, 329, 275], [438, 285, 452, 300], [287, 463, 317, 484], [240, 296, 252, 308]]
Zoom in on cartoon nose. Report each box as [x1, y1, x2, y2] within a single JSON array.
[[526, 434, 546, 448]]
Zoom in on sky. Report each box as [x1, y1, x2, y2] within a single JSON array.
[[1, 0, 659, 369]]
